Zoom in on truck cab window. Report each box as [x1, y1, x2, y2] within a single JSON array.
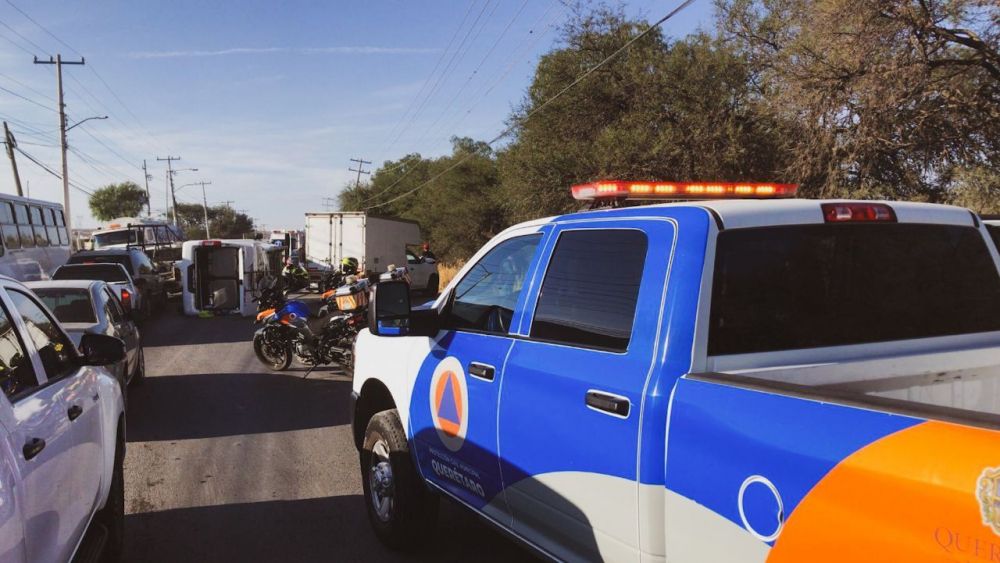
[[7, 290, 76, 380], [445, 234, 541, 335], [0, 301, 37, 400], [531, 229, 647, 351]]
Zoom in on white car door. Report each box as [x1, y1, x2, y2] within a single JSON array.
[[0, 303, 29, 563], [405, 252, 431, 290], [2, 287, 104, 563]]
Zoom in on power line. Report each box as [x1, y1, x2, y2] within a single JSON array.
[[378, 0, 481, 153], [384, 0, 497, 154], [367, 0, 698, 210], [0, 83, 57, 113], [14, 146, 92, 195], [414, 0, 531, 149]]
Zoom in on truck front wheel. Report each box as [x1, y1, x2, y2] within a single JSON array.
[[360, 409, 438, 550]]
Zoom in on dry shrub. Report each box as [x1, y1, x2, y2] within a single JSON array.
[[436, 262, 464, 292]]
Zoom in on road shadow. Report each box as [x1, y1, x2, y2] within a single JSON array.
[[142, 311, 257, 348], [126, 371, 351, 442], [124, 495, 536, 563]]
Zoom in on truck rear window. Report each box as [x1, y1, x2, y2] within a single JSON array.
[[709, 224, 1000, 355], [68, 255, 134, 275], [54, 264, 129, 283]]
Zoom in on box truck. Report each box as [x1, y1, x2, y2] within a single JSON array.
[[304, 212, 438, 291]]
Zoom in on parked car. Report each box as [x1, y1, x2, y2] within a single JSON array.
[[0, 275, 127, 562], [28, 279, 144, 392], [68, 248, 167, 315], [52, 262, 144, 319], [352, 181, 1000, 561]]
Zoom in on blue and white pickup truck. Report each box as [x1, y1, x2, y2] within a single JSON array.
[[351, 182, 1000, 562]]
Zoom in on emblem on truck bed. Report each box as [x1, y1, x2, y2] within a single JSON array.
[[978, 467, 1000, 536], [429, 357, 468, 452]]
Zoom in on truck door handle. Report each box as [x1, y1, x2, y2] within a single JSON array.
[[468, 362, 495, 382], [586, 391, 630, 418], [67, 404, 83, 421], [22, 438, 45, 460]]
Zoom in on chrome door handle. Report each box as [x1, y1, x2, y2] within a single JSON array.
[[586, 391, 630, 418]]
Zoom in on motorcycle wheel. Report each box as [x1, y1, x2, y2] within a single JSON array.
[[253, 330, 292, 371]]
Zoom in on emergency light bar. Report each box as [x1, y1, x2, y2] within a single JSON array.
[[571, 181, 798, 201]]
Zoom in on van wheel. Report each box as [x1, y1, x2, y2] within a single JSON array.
[[361, 409, 438, 550], [96, 423, 125, 562]]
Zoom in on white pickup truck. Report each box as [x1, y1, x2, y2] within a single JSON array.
[[352, 182, 1000, 562], [0, 276, 127, 563]]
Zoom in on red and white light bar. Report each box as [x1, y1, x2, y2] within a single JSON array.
[[571, 180, 798, 201]]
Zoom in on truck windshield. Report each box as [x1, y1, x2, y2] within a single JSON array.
[[709, 224, 1000, 355], [93, 230, 138, 248], [55, 264, 130, 283], [33, 288, 97, 324]]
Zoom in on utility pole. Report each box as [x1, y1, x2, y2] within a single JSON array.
[[157, 156, 181, 225], [322, 197, 337, 211], [3, 122, 23, 197], [34, 54, 85, 241], [142, 160, 152, 216], [349, 157, 371, 189], [220, 200, 234, 209], [194, 181, 212, 238]]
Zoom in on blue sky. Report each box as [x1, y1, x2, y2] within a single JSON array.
[[0, 0, 714, 230]]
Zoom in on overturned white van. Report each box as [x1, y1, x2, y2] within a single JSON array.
[[178, 239, 284, 317]]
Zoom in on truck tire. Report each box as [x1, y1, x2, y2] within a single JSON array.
[[361, 409, 438, 550], [96, 423, 125, 562]]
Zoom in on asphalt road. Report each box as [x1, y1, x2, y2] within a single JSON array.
[[121, 298, 534, 562]]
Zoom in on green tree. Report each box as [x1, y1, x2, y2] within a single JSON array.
[[340, 139, 505, 262], [172, 203, 255, 240], [949, 166, 1000, 214], [88, 181, 148, 221], [498, 7, 789, 222], [717, 0, 1000, 199]]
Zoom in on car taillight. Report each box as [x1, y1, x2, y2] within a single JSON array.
[[120, 289, 131, 308], [821, 203, 896, 223]]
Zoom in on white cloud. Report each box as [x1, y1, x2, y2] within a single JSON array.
[[126, 46, 439, 59]]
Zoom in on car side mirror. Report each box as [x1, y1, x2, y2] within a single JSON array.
[[369, 281, 411, 336], [78, 333, 126, 366]]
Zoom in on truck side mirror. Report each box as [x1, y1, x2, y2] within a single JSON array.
[[369, 281, 411, 336]]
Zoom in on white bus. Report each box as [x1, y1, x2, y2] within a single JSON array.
[[0, 194, 70, 281]]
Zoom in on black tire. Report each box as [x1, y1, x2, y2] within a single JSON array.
[[253, 330, 292, 371], [130, 345, 146, 386], [360, 409, 438, 550], [425, 274, 439, 296], [96, 422, 125, 563]]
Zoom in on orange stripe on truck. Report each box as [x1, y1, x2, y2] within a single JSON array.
[[769, 421, 1000, 562]]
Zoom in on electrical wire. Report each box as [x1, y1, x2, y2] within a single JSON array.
[[366, 0, 698, 210], [14, 146, 93, 195]]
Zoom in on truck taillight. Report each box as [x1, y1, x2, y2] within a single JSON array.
[[120, 289, 131, 308], [571, 181, 798, 201], [821, 203, 896, 223]]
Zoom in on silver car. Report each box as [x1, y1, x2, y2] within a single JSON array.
[[26, 279, 144, 392], [52, 262, 147, 320]]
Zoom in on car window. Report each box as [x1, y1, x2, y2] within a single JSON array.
[[54, 264, 130, 283], [445, 234, 542, 335], [0, 298, 38, 400], [531, 229, 648, 351], [406, 252, 418, 264], [33, 288, 97, 324], [7, 290, 76, 380]]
